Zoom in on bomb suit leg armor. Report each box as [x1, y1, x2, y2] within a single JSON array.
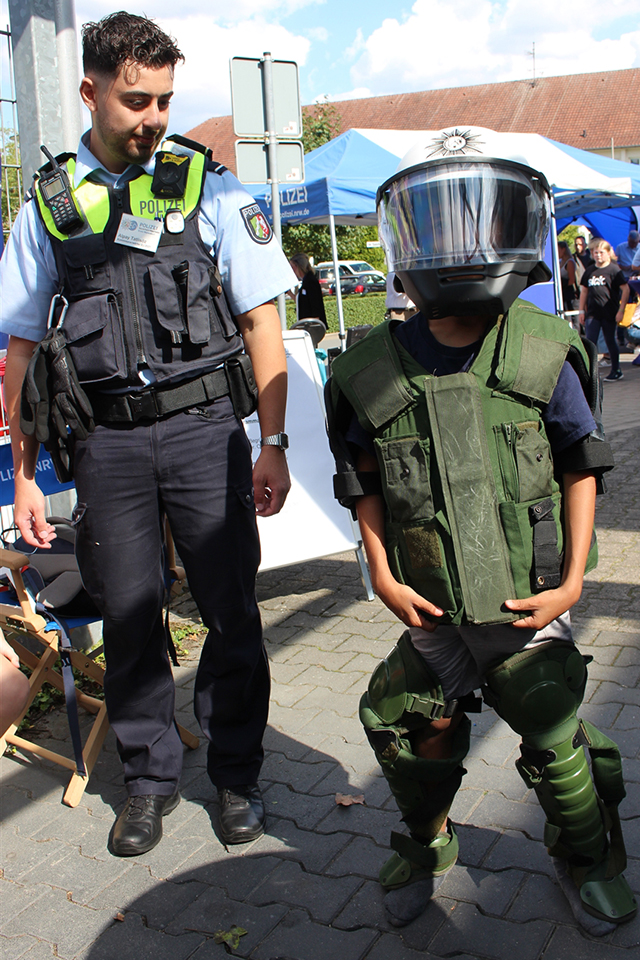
[[484, 640, 636, 928], [360, 633, 473, 925]]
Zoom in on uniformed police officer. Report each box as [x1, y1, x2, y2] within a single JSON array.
[[0, 12, 296, 856]]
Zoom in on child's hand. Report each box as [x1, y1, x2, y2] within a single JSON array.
[[504, 584, 579, 631], [375, 578, 443, 632]]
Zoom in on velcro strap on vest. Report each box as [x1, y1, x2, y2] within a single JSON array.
[[91, 368, 230, 423], [529, 497, 561, 591]]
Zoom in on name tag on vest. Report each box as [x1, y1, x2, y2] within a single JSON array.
[[115, 213, 163, 253]]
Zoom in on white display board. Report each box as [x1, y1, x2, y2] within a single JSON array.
[[245, 330, 362, 572]]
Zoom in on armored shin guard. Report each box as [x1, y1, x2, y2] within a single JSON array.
[[360, 632, 472, 890], [484, 640, 636, 925]]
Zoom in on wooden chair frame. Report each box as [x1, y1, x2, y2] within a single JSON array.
[[0, 546, 198, 807]]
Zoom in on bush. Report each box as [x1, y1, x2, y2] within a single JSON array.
[[286, 292, 387, 332]]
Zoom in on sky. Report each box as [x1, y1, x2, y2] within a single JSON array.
[[4, 0, 640, 133]]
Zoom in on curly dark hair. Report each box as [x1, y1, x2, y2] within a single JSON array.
[[82, 11, 184, 77]]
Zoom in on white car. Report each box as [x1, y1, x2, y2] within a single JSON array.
[[316, 260, 386, 283]]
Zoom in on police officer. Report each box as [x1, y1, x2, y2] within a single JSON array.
[[0, 12, 296, 856], [327, 127, 635, 934]]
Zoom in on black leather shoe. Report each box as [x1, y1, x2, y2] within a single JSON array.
[[218, 783, 265, 844], [109, 790, 180, 857]]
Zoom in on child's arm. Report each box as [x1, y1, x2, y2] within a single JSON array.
[[504, 471, 597, 630], [355, 450, 444, 631]]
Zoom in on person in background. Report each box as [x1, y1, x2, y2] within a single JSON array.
[[615, 230, 639, 283], [557, 240, 578, 313], [289, 253, 327, 328], [573, 235, 592, 285], [386, 272, 417, 321], [579, 240, 629, 381]]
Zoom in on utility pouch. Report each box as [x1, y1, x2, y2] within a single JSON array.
[[224, 353, 258, 419], [21, 323, 95, 483]]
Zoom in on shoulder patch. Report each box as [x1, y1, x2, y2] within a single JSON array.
[[240, 203, 272, 244]]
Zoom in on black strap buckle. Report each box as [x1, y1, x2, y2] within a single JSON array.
[[128, 391, 159, 422]]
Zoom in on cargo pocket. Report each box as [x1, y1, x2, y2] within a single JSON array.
[[148, 261, 211, 345], [387, 513, 458, 616], [63, 294, 127, 383], [499, 492, 564, 597], [515, 424, 553, 502], [379, 437, 433, 523]]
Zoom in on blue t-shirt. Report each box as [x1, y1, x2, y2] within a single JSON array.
[[347, 314, 596, 457]]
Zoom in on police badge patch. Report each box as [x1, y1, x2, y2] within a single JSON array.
[[240, 203, 273, 244]]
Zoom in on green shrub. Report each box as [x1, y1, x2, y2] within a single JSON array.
[[286, 292, 387, 332]]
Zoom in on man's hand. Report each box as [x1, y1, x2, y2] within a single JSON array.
[[13, 478, 56, 549], [252, 446, 290, 517], [504, 583, 580, 631], [375, 574, 443, 631]]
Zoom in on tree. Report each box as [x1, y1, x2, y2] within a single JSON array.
[[281, 101, 386, 271], [1, 131, 23, 244]]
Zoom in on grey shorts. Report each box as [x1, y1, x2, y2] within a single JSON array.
[[409, 612, 573, 701]]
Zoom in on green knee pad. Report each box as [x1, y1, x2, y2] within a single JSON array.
[[360, 632, 471, 840], [484, 641, 636, 924]]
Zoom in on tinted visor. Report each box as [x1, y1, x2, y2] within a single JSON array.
[[378, 161, 550, 271]]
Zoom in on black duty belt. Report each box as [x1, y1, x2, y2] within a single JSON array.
[[90, 368, 230, 423]]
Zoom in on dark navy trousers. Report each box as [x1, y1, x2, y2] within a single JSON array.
[[73, 397, 269, 797]]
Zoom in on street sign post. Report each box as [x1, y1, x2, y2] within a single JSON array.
[[230, 54, 304, 328]]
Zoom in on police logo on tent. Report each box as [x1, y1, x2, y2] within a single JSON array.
[[240, 204, 272, 244]]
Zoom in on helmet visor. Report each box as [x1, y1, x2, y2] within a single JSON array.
[[378, 161, 550, 271]]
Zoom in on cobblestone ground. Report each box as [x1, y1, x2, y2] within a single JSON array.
[[1, 359, 639, 960]]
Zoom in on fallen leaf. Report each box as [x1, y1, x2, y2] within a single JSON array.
[[214, 926, 248, 951], [114, 912, 125, 922], [335, 793, 365, 806]]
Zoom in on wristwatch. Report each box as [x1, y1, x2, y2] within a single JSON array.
[[260, 433, 289, 450]]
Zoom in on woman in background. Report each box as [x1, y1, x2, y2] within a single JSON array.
[[579, 240, 629, 382], [290, 253, 327, 328]]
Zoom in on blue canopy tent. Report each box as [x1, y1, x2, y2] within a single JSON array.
[[249, 128, 640, 338]]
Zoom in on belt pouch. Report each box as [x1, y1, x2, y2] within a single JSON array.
[[225, 354, 258, 419]]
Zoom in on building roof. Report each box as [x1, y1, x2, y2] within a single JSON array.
[[186, 68, 640, 175]]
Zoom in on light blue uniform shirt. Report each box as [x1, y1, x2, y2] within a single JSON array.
[[0, 133, 296, 341]]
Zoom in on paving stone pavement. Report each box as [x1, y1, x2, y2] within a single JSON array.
[[1, 357, 639, 960]]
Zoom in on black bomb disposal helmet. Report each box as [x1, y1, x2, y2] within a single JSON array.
[[377, 127, 553, 318]]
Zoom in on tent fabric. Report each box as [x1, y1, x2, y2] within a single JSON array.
[[250, 127, 640, 230]]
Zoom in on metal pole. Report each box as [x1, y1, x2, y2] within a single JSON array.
[[329, 214, 346, 350], [54, 0, 83, 151], [549, 195, 563, 318], [262, 52, 286, 330]]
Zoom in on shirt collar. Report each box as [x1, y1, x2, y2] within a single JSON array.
[[74, 130, 156, 188]]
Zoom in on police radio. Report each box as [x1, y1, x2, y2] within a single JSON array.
[[38, 145, 84, 234]]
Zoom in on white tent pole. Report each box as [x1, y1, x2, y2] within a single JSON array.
[[329, 213, 346, 350], [549, 195, 563, 318]]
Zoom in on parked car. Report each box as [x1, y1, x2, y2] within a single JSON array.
[[317, 259, 382, 278], [355, 272, 387, 292], [328, 275, 367, 296]]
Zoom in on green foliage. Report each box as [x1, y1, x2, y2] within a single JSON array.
[[287, 292, 387, 332], [1, 131, 22, 243], [301, 97, 341, 153]]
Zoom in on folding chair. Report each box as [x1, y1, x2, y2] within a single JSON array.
[[0, 450, 198, 806]]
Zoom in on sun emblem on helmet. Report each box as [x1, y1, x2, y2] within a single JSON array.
[[426, 129, 485, 159]]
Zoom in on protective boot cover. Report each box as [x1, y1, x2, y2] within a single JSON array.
[[360, 633, 470, 889], [484, 640, 636, 924]]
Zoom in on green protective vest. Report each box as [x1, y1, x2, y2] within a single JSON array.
[[33, 144, 243, 389], [331, 301, 598, 626]]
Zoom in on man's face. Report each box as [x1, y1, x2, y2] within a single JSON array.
[[629, 233, 639, 249], [80, 63, 174, 173]]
